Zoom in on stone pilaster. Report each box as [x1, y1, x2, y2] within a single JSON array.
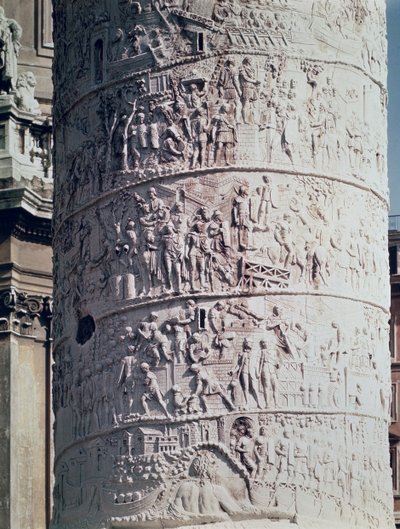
[[0, 5, 53, 528], [0, 289, 52, 529]]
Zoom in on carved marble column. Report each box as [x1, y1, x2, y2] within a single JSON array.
[[52, 1, 393, 528]]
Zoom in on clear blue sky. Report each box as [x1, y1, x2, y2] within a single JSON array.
[[388, 0, 400, 215]]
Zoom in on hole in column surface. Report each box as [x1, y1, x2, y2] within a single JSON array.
[[76, 314, 96, 345], [197, 32, 204, 52], [199, 308, 206, 329]]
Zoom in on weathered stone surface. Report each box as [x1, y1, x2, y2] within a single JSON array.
[[0, 5, 53, 529], [51, 1, 393, 529]]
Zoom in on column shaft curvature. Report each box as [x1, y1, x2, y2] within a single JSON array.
[[52, 2, 393, 529]]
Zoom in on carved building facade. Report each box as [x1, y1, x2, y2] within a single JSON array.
[[0, 2, 53, 529], [52, 2, 393, 529]]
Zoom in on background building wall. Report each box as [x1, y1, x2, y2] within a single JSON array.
[[0, 1, 53, 528]]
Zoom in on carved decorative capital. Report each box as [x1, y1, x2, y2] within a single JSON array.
[[0, 288, 52, 336]]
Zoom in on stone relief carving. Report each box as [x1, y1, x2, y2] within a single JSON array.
[[52, 1, 391, 529], [53, 409, 393, 528], [52, 171, 388, 327], [54, 60, 386, 223], [51, 268, 392, 529], [52, 296, 390, 437]]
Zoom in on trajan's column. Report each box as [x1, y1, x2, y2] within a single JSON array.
[[51, 1, 393, 529]]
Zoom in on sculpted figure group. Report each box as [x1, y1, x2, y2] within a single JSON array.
[[110, 188, 238, 300], [53, 164, 386, 341], [51, 295, 388, 445], [72, 54, 379, 187]]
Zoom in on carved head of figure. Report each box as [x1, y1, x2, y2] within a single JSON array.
[[262, 175, 270, 185], [199, 206, 209, 221], [174, 202, 184, 213], [141, 203, 151, 215], [272, 306, 281, 317], [15, 72, 28, 89], [238, 185, 248, 197], [215, 301, 225, 312], [243, 338, 252, 351], [26, 71, 37, 87], [195, 106, 206, 118], [136, 112, 145, 124], [163, 225, 174, 236], [104, 357, 113, 370], [140, 362, 150, 374], [242, 56, 253, 68], [126, 218, 135, 230], [191, 451, 217, 484], [191, 332, 201, 343], [149, 312, 159, 323], [190, 363, 201, 373], [283, 429, 290, 439], [213, 209, 223, 221]]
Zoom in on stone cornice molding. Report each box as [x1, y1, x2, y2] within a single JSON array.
[[0, 187, 52, 243]]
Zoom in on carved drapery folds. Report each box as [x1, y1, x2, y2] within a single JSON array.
[[51, 1, 393, 529]]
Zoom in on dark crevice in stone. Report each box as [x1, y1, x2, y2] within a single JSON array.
[[76, 314, 95, 345]]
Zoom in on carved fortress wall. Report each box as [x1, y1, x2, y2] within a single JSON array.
[[52, 1, 393, 528]]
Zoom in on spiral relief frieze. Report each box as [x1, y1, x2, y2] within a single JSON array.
[[51, 2, 393, 529]]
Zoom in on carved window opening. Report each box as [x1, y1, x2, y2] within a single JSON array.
[[97, 450, 102, 472], [389, 245, 398, 275], [0, 125, 5, 150], [150, 73, 169, 93], [94, 39, 104, 84], [392, 383, 397, 422], [177, 189, 185, 207], [197, 32, 204, 53], [390, 445, 398, 492], [76, 314, 96, 345], [198, 308, 206, 329], [19, 127, 25, 154], [390, 316, 396, 360]]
